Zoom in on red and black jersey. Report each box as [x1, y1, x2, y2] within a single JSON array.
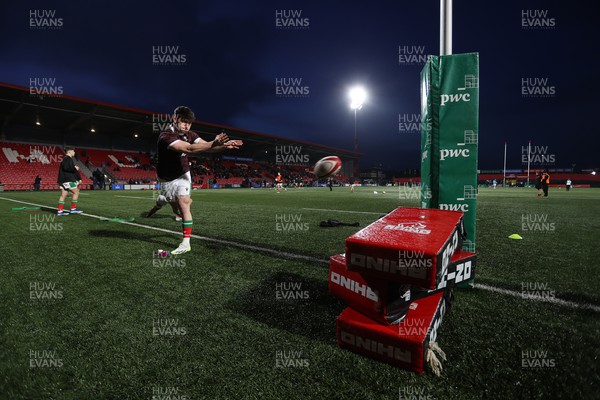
[[156, 126, 201, 181]]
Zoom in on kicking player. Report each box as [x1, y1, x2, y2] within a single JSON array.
[[57, 147, 83, 215], [157, 106, 242, 254]]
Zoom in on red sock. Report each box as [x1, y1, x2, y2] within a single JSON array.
[[182, 220, 193, 238], [58, 201, 64, 212], [71, 200, 78, 210]]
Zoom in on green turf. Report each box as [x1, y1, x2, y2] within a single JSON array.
[[0, 187, 598, 399]]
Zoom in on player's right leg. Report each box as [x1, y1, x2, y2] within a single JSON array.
[[69, 186, 83, 213], [172, 194, 192, 255], [57, 186, 69, 215]]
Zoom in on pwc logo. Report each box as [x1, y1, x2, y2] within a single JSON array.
[[440, 92, 470, 106], [440, 148, 470, 160], [439, 203, 469, 212]]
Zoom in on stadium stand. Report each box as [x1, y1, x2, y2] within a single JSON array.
[[0, 142, 92, 190]]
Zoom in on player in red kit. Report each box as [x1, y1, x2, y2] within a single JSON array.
[[156, 106, 242, 254]]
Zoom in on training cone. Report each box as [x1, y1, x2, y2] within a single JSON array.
[[508, 234, 523, 240]]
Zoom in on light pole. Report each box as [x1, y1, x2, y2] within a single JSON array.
[[349, 86, 366, 180]]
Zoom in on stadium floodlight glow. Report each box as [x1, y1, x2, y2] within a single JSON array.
[[348, 85, 367, 179], [35, 115, 41, 126], [349, 86, 367, 110], [90, 127, 96, 133], [134, 133, 138, 138]]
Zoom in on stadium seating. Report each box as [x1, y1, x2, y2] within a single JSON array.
[[80, 148, 155, 183], [0, 142, 92, 190]]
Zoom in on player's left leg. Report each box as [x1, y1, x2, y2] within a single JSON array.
[[169, 202, 183, 221]]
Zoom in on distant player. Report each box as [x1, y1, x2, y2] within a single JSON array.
[[566, 178, 572, 191], [535, 172, 543, 197], [541, 170, 550, 197], [56, 147, 83, 215], [492, 179, 497, 189], [275, 172, 286, 193], [156, 106, 242, 254]]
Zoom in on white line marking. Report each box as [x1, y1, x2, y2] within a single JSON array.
[[302, 207, 384, 215], [0, 196, 325, 265], [2, 196, 599, 313], [474, 284, 600, 313]]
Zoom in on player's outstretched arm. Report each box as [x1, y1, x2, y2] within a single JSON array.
[[170, 133, 229, 154], [212, 140, 244, 151]]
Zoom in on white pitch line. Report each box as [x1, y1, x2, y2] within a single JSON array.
[[474, 284, 600, 313], [0, 196, 326, 265], [2, 196, 599, 313], [302, 207, 384, 215]]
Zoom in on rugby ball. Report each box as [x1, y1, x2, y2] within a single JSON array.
[[313, 156, 342, 179]]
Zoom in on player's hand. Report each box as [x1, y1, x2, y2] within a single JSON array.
[[223, 140, 243, 149], [214, 133, 229, 146], [75, 165, 80, 170]]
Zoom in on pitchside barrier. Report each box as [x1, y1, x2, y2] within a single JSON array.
[[421, 53, 479, 288]]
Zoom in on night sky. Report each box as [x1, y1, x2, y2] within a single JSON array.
[[1, 0, 598, 171]]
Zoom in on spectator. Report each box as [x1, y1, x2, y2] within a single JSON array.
[[34, 175, 41, 191]]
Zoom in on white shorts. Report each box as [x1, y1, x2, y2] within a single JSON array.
[[59, 181, 79, 191], [159, 172, 192, 203]]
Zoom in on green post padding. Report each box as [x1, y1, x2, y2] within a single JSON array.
[[421, 53, 479, 287]]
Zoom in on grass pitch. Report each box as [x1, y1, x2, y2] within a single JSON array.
[[0, 186, 598, 399]]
